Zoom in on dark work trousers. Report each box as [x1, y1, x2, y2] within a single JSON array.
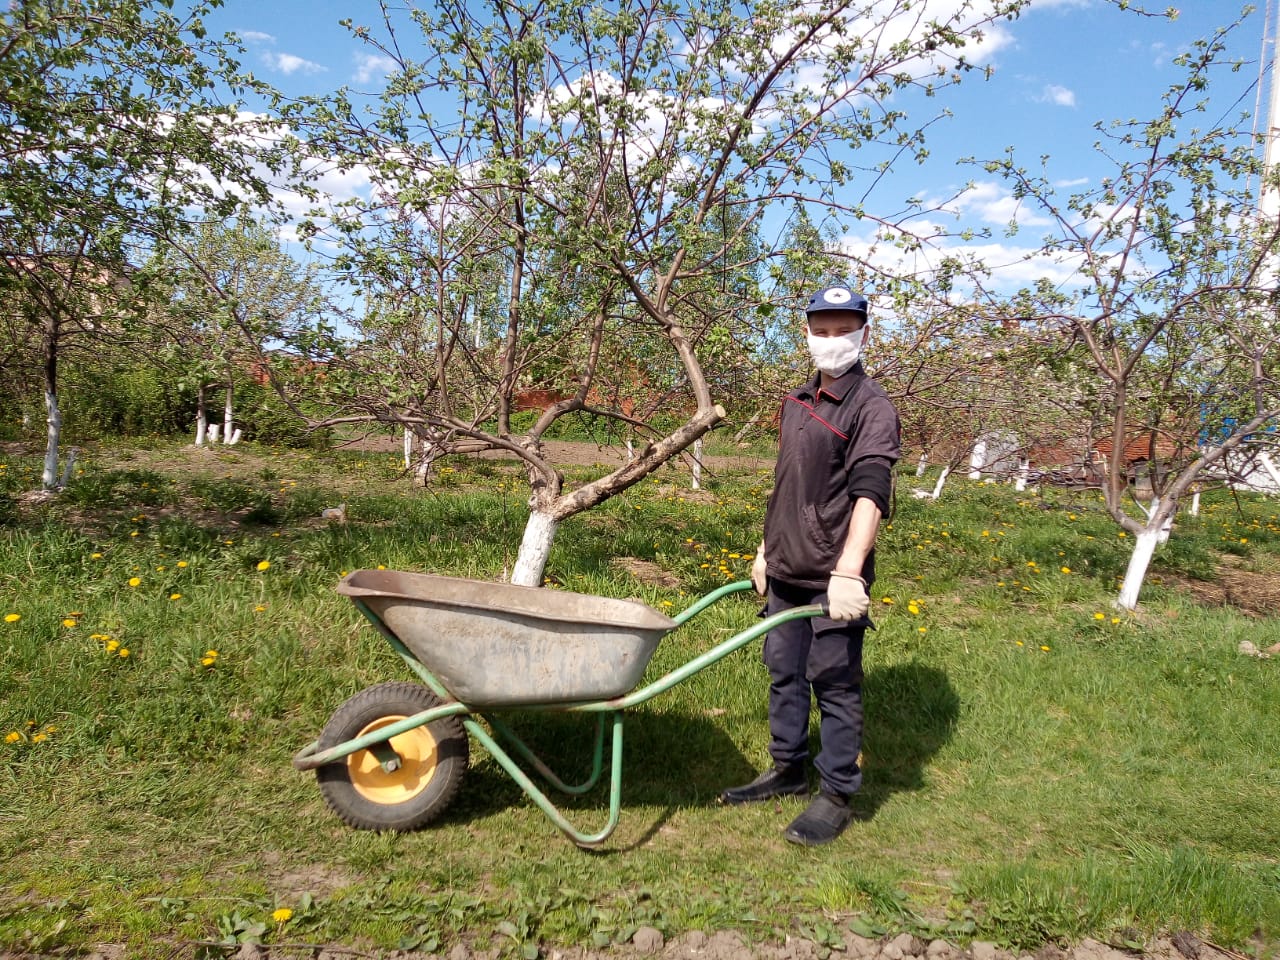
[[762, 578, 866, 798]]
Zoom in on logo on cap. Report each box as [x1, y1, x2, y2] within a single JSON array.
[[824, 288, 852, 305]]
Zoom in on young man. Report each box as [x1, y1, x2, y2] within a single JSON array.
[[720, 284, 901, 846]]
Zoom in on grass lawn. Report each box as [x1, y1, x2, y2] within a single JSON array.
[[1, 439, 1278, 957]]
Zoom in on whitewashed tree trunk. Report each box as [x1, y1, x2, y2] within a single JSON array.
[[1157, 502, 1174, 545], [42, 388, 61, 491], [510, 510, 559, 586], [228, 427, 243, 444], [625, 438, 635, 461], [931, 466, 951, 500], [691, 438, 703, 490], [1190, 491, 1201, 516], [404, 428, 413, 469], [58, 447, 79, 489], [208, 423, 221, 443], [1014, 459, 1029, 492], [968, 440, 986, 480], [1142, 497, 1175, 545], [1117, 527, 1161, 610], [915, 453, 928, 477], [195, 385, 208, 446], [223, 385, 235, 444]]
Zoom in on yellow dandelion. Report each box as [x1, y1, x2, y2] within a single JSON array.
[[91, 553, 103, 559], [981, 530, 990, 537], [1040, 645, 1050, 652], [1118, 531, 1126, 538], [997, 581, 1006, 587], [376, 564, 387, 570], [129, 530, 139, 537], [1060, 566, 1071, 574], [272, 908, 293, 924], [32, 733, 46, 743], [1015, 640, 1024, 647], [118, 648, 130, 658], [177, 560, 188, 568], [881, 596, 894, 604], [62, 618, 77, 628], [1110, 617, 1120, 625], [200, 656, 216, 667], [1240, 538, 1248, 544], [128, 577, 140, 587], [4, 732, 19, 743], [254, 604, 267, 612], [918, 627, 928, 634], [170, 593, 183, 601], [907, 603, 920, 615], [256, 560, 271, 571], [105, 640, 119, 652], [1094, 612, 1105, 621], [4, 613, 20, 623]]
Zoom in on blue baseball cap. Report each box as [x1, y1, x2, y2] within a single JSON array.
[[806, 285, 869, 317]]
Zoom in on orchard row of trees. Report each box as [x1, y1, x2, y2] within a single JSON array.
[[4, 0, 1280, 609]]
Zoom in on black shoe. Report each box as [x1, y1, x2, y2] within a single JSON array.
[[783, 792, 854, 846], [718, 766, 808, 805]]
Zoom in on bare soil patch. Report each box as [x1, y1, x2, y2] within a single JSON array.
[[1162, 556, 1280, 618], [337, 435, 775, 475]]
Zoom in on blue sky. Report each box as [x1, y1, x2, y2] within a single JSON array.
[[204, 0, 1272, 295]]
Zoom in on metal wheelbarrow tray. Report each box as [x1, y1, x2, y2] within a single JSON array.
[[293, 569, 825, 846], [336, 569, 676, 705]]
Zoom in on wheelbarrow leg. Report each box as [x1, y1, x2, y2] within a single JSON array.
[[485, 713, 608, 795], [461, 711, 625, 847]]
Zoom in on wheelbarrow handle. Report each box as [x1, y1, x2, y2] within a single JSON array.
[[671, 580, 840, 625]]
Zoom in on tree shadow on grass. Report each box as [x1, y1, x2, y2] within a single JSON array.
[[851, 661, 959, 821]]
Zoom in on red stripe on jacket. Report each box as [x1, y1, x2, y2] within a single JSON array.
[[785, 396, 850, 441]]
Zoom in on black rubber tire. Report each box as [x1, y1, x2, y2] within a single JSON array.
[[316, 681, 468, 831]]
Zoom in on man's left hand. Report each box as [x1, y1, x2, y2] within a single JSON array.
[[827, 573, 869, 621]]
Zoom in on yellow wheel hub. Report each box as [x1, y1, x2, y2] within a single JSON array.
[[348, 716, 439, 804]]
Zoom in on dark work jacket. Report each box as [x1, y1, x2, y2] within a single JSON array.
[[763, 363, 901, 590]]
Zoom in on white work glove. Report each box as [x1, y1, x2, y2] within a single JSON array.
[[750, 543, 768, 596], [827, 573, 870, 621]]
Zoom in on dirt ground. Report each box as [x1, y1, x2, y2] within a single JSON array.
[[49, 926, 1258, 960], [334, 433, 777, 475]]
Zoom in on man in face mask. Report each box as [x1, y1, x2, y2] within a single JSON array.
[[720, 284, 901, 846]]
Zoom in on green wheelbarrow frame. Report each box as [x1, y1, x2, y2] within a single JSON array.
[[293, 578, 825, 847]]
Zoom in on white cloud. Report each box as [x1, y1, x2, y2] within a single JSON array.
[[835, 227, 1085, 298], [931, 180, 1053, 229], [263, 52, 327, 76], [1036, 83, 1076, 107], [777, 1, 1017, 100], [354, 53, 398, 85], [239, 30, 276, 44]]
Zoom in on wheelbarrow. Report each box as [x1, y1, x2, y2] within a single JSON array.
[[293, 569, 826, 846]]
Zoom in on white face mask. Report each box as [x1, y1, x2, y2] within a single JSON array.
[[806, 328, 865, 377]]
